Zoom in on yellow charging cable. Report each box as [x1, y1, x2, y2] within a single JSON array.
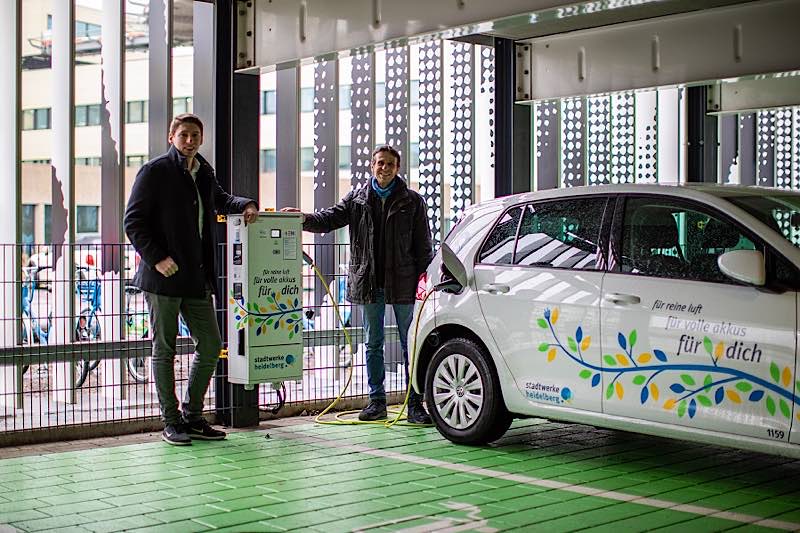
[[306, 258, 433, 427]]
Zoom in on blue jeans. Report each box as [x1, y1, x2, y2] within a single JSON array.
[[362, 289, 419, 402]]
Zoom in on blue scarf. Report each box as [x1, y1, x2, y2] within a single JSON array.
[[371, 177, 397, 199]]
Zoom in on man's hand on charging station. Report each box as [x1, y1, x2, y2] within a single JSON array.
[[242, 203, 259, 225], [280, 207, 305, 223]]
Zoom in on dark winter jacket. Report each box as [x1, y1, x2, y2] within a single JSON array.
[[303, 177, 433, 305], [124, 145, 255, 297]]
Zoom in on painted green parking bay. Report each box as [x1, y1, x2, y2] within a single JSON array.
[[1, 419, 800, 532]]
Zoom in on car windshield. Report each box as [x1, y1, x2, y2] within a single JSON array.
[[724, 192, 800, 250]]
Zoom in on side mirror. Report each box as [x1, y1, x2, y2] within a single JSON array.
[[718, 249, 765, 286], [436, 242, 468, 292]]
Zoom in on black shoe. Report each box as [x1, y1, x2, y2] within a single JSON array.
[[162, 424, 192, 446], [184, 417, 227, 440], [358, 399, 387, 421], [407, 399, 432, 425]]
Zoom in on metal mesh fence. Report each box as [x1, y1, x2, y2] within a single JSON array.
[[0, 241, 407, 441]]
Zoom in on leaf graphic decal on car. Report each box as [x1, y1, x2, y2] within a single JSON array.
[[538, 307, 799, 420]]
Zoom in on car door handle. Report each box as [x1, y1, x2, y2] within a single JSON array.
[[482, 283, 510, 294], [604, 292, 641, 305]]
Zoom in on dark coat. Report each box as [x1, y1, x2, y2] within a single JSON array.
[[303, 178, 433, 304], [124, 146, 255, 297]]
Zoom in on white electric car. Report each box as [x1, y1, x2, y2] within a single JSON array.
[[412, 184, 800, 458]]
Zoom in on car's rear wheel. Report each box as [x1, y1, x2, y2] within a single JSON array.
[[425, 337, 512, 444]]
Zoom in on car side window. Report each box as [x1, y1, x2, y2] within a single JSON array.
[[514, 198, 607, 270], [622, 197, 759, 283], [478, 206, 522, 265]]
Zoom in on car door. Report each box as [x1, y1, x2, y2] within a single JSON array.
[[601, 195, 796, 443], [473, 196, 611, 413]]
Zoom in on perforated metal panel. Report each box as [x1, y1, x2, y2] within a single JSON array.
[[350, 53, 373, 189], [385, 46, 409, 178], [793, 108, 800, 190], [535, 100, 559, 190], [418, 40, 443, 245], [313, 59, 337, 304], [738, 113, 756, 186], [611, 92, 635, 184], [479, 46, 496, 191], [775, 108, 793, 190], [757, 110, 775, 187], [560, 98, 585, 187], [587, 96, 611, 185], [448, 42, 473, 225], [634, 90, 657, 184]]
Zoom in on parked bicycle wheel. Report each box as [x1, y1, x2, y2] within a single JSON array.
[[74, 309, 101, 387], [126, 356, 148, 383]]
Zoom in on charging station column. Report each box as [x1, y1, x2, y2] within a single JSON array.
[[227, 213, 304, 389]]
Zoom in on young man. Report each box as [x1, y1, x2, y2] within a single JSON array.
[[124, 113, 258, 445], [284, 145, 434, 423]]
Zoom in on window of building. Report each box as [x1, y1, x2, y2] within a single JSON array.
[[410, 142, 419, 169], [23, 108, 51, 130], [44, 205, 51, 243], [22, 204, 35, 247], [339, 85, 351, 110], [410, 80, 420, 106], [76, 206, 99, 234], [515, 198, 608, 270], [300, 147, 314, 172], [339, 146, 351, 170], [261, 90, 276, 115], [126, 155, 146, 167], [22, 159, 51, 164], [173, 97, 193, 115], [75, 20, 101, 38], [75, 104, 101, 127], [375, 82, 386, 108], [75, 157, 101, 166], [300, 88, 314, 113], [260, 149, 276, 173], [126, 100, 147, 123]]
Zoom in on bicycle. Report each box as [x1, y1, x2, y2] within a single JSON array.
[[20, 265, 94, 386]]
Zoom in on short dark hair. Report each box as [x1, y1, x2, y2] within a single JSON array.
[[169, 113, 204, 136], [371, 145, 401, 166]]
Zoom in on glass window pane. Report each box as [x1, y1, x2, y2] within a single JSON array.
[[22, 109, 35, 130], [338, 145, 351, 170], [478, 207, 522, 264], [622, 197, 758, 282], [515, 198, 607, 270], [339, 85, 351, 110], [260, 149, 277, 173], [35, 108, 50, 129], [75, 105, 88, 127], [375, 81, 386, 108], [264, 90, 276, 114], [410, 142, 419, 169], [300, 147, 314, 171], [22, 204, 35, 245], [76, 205, 99, 233], [301, 87, 314, 112], [410, 79, 419, 106], [88, 104, 100, 126], [44, 205, 51, 243]]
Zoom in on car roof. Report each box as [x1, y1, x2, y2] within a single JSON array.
[[478, 183, 799, 210]]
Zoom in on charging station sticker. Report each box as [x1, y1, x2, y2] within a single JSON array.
[[283, 230, 298, 260]]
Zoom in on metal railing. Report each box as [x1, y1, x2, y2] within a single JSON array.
[[0, 242, 408, 443]]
